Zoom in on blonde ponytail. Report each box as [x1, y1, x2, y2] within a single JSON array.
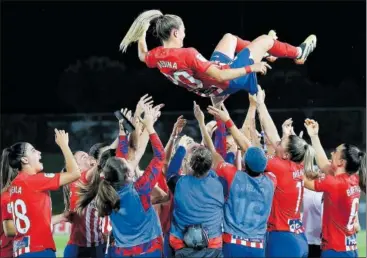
[[119, 9, 163, 53]]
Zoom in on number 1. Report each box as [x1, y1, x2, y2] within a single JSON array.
[[295, 181, 303, 214]]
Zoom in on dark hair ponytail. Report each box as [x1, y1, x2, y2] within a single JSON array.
[[342, 144, 366, 193], [76, 167, 101, 216], [95, 180, 120, 217], [1, 143, 27, 193]]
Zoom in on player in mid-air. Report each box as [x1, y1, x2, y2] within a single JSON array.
[[120, 10, 317, 104]]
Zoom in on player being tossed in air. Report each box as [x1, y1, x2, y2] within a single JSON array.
[[119, 10, 317, 105]]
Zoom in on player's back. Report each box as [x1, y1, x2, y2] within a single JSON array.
[[224, 171, 276, 240], [316, 173, 361, 251], [0, 190, 13, 257], [68, 171, 104, 247], [9, 172, 60, 256], [145, 46, 229, 97], [266, 156, 304, 233]]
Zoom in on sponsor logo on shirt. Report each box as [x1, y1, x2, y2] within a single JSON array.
[[44, 173, 55, 178]]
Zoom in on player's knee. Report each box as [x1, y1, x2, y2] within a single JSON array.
[[258, 34, 274, 49], [222, 33, 237, 42]]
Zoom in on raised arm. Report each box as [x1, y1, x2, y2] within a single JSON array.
[[56, 129, 81, 186], [255, 85, 281, 146], [138, 31, 149, 62], [164, 115, 187, 174], [193, 101, 224, 169], [207, 104, 252, 152], [134, 106, 166, 205], [304, 119, 331, 172], [241, 94, 257, 140]]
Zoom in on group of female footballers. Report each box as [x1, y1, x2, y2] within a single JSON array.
[[0, 8, 365, 258]]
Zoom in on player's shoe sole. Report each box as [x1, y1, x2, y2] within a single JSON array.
[[295, 35, 317, 64]]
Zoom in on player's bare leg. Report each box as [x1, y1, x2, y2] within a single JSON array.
[[246, 33, 317, 64], [212, 31, 280, 61]]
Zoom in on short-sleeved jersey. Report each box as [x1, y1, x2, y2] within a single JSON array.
[[1, 190, 14, 258], [314, 173, 361, 251], [68, 171, 104, 247], [9, 172, 61, 256], [266, 156, 305, 233], [145, 46, 230, 97]]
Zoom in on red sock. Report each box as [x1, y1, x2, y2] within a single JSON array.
[[268, 40, 299, 58], [236, 36, 251, 53]]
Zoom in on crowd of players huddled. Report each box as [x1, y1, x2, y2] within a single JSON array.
[[1, 87, 365, 258]]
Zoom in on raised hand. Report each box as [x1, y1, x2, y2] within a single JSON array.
[[139, 105, 155, 131], [304, 118, 319, 137], [207, 103, 230, 122], [250, 62, 272, 75], [135, 94, 154, 118], [282, 118, 294, 137], [193, 101, 205, 125], [55, 129, 69, 148], [172, 115, 187, 137]]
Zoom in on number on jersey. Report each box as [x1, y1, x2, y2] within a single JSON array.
[[11, 199, 31, 234], [163, 71, 219, 96], [346, 198, 359, 231]]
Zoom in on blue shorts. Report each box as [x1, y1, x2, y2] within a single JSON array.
[[18, 249, 56, 258], [210, 48, 258, 96], [321, 249, 358, 258], [163, 233, 174, 258], [266, 231, 308, 258], [223, 243, 265, 257], [64, 244, 105, 258], [108, 247, 162, 258]]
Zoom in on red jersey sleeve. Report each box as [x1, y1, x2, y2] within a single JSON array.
[[215, 161, 237, 197], [314, 174, 338, 192], [26, 173, 61, 192], [1, 193, 12, 220], [185, 48, 212, 73], [145, 50, 157, 68]]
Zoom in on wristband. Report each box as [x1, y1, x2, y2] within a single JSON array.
[[245, 66, 252, 74], [225, 119, 234, 128]]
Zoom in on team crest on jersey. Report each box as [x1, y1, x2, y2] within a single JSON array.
[[44, 173, 55, 178], [196, 54, 208, 62]]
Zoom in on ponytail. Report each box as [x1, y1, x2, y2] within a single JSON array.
[[95, 180, 120, 217], [75, 167, 101, 216], [1, 148, 19, 193], [119, 9, 163, 53], [303, 144, 317, 179], [358, 152, 366, 193]]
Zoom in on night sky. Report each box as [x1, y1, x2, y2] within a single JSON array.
[[2, 1, 366, 114]]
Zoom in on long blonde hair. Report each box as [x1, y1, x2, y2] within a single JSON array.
[[119, 10, 163, 53]]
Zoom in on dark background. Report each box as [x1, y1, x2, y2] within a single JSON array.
[[1, 1, 366, 216], [2, 1, 366, 114]]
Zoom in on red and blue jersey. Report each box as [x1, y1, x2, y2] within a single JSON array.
[[145, 46, 230, 97], [266, 156, 305, 233], [9, 172, 61, 256], [314, 173, 360, 251], [110, 133, 165, 256], [216, 161, 276, 248]]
